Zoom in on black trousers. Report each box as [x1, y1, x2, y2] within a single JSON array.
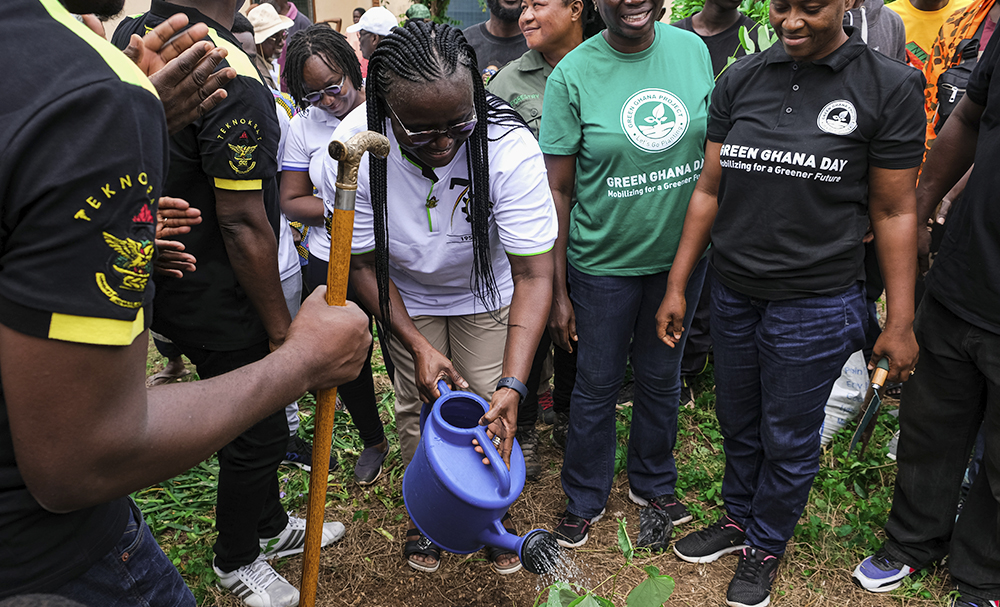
[[883, 294, 1000, 599], [305, 254, 387, 448], [680, 265, 713, 378], [519, 329, 577, 426], [178, 340, 289, 572]]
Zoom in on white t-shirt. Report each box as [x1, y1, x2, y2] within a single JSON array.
[[322, 103, 557, 317], [280, 107, 343, 263], [274, 95, 301, 282]]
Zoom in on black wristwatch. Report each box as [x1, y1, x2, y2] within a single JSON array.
[[496, 376, 528, 403]]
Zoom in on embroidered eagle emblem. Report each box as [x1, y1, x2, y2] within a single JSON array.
[[103, 232, 154, 292], [228, 143, 258, 175]]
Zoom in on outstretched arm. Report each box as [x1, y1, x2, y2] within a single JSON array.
[[1, 288, 370, 513]]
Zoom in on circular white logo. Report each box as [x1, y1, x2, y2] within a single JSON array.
[[817, 100, 858, 136], [620, 89, 690, 153]]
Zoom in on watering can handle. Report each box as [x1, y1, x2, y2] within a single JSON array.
[[474, 426, 512, 497], [437, 379, 451, 397]]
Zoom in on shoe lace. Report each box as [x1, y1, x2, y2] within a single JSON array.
[[733, 548, 767, 583], [242, 557, 280, 589]]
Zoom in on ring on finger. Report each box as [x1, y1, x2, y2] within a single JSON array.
[[491, 435, 502, 448]]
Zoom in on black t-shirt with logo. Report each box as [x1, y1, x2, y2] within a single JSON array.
[[0, 0, 168, 595], [113, 1, 281, 350], [672, 13, 759, 78], [707, 27, 925, 300], [925, 32, 1000, 333]]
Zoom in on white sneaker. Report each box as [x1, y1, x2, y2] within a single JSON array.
[[214, 555, 299, 607], [259, 515, 346, 559]]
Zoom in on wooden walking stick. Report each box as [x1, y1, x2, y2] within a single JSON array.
[[300, 131, 390, 607]]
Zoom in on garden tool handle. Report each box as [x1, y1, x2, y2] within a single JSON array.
[[301, 131, 389, 607], [871, 357, 890, 391]]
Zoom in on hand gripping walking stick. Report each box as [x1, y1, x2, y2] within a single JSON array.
[[300, 131, 390, 607]]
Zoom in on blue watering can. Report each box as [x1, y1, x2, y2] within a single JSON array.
[[402, 380, 560, 574]]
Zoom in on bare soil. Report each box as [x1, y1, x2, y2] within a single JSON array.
[[199, 424, 947, 607]]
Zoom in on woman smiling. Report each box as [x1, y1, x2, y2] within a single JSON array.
[[539, 0, 714, 555]]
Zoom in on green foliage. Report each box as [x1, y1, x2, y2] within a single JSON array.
[[617, 517, 635, 564], [626, 566, 676, 607], [670, 0, 771, 26]]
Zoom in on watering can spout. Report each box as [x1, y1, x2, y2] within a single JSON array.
[[478, 521, 561, 574]]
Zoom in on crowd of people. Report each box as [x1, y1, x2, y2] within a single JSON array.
[[2, 0, 1000, 606]]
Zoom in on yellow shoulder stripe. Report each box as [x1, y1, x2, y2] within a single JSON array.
[[215, 178, 263, 191], [49, 309, 146, 346], [39, 0, 158, 98], [206, 26, 263, 85]]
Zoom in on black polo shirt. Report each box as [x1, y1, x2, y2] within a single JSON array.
[[925, 33, 1000, 333], [708, 27, 925, 300], [0, 0, 168, 595], [113, 1, 281, 350]]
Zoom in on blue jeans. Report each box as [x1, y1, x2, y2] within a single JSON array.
[[561, 258, 708, 518], [52, 499, 195, 607], [712, 278, 865, 555]]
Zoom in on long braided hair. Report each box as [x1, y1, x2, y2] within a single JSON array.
[[284, 24, 363, 112], [365, 21, 527, 338]]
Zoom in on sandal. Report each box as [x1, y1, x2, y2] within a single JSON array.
[[404, 529, 441, 573], [145, 367, 191, 387], [486, 514, 523, 575]]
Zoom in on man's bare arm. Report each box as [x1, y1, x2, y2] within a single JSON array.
[[1, 289, 371, 513]]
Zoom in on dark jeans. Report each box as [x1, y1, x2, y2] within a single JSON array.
[[712, 278, 866, 555], [52, 500, 195, 607], [883, 294, 1000, 599], [306, 254, 387, 448], [519, 330, 576, 426], [561, 258, 708, 518], [177, 340, 289, 572]]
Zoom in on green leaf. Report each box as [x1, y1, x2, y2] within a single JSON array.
[[617, 517, 635, 563], [738, 26, 756, 54], [626, 569, 676, 607], [568, 594, 607, 607], [854, 481, 868, 500], [537, 581, 581, 607], [757, 25, 775, 51], [644, 565, 660, 577], [375, 527, 394, 541]]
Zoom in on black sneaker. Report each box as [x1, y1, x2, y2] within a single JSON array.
[[354, 440, 387, 485], [552, 413, 569, 451], [282, 435, 338, 473], [538, 390, 556, 424], [629, 490, 693, 525], [518, 424, 541, 481], [727, 547, 779, 607], [554, 508, 604, 548], [673, 514, 747, 563], [637, 504, 674, 552]]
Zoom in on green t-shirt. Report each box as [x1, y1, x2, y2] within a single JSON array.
[[539, 22, 713, 276]]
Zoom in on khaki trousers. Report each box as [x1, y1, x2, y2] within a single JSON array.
[[388, 307, 509, 465]]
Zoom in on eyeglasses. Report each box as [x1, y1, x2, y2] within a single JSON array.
[[304, 73, 346, 105], [385, 101, 478, 146]]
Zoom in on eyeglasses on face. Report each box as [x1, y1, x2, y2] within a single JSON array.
[[304, 73, 347, 105], [384, 101, 478, 147]]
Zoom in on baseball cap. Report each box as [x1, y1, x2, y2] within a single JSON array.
[[346, 6, 398, 36]]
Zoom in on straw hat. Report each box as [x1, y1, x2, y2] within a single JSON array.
[[248, 3, 294, 45], [346, 6, 398, 36]]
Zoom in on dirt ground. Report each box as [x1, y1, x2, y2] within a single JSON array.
[[200, 427, 944, 607]]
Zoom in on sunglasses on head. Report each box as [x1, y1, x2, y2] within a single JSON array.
[[304, 73, 346, 105], [385, 101, 478, 147]]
